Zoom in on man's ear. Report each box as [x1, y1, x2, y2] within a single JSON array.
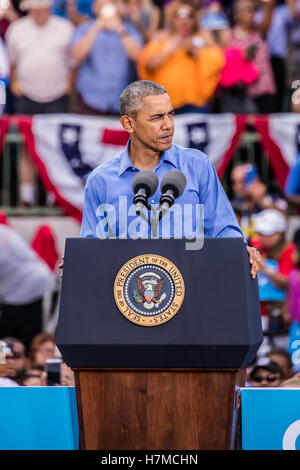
[[120, 115, 134, 134]]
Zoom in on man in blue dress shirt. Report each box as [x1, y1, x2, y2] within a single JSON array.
[[69, 0, 142, 114], [80, 80, 262, 278]]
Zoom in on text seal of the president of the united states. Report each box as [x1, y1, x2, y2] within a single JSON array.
[[114, 254, 185, 326]]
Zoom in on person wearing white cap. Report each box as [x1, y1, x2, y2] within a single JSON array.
[[252, 209, 295, 355], [252, 208, 294, 291]]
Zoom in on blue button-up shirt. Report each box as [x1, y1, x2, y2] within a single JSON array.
[[69, 21, 143, 113], [80, 142, 244, 240]]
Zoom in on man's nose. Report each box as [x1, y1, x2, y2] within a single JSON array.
[[260, 379, 268, 387], [162, 115, 173, 130]]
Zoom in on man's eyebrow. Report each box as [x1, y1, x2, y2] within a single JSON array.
[[149, 113, 163, 118], [149, 109, 175, 119]]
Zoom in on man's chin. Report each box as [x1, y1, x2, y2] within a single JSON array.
[[158, 139, 173, 151]]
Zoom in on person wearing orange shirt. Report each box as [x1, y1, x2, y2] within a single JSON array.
[[137, 0, 225, 113]]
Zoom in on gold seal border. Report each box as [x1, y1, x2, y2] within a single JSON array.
[[114, 254, 185, 327]]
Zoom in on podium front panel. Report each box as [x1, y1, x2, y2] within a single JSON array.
[[57, 238, 262, 368]]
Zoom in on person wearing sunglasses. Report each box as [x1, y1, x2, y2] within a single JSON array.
[[247, 357, 284, 387], [137, 0, 225, 113]]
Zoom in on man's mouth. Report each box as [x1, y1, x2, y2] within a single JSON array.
[[159, 134, 173, 140]]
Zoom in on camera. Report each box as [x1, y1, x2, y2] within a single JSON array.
[[0, 341, 13, 364], [45, 358, 62, 386], [100, 3, 117, 19]]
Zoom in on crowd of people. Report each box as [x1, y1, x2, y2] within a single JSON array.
[[0, 333, 74, 386], [229, 161, 300, 386], [0, 0, 298, 115]]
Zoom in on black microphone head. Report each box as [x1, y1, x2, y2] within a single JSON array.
[[160, 170, 187, 198], [132, 170, 159, 198]]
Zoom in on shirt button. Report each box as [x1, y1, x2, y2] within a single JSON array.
[[151, 200, 155, 204]]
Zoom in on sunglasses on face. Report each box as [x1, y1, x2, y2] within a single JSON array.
[[175, 8, 193, 19], [251, 374, 279, 383]]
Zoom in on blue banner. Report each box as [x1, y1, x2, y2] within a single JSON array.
[[241, 388, 300, 450], [0, 387, 79, 450]]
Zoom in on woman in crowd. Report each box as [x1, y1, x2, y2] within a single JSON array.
[[28, 332, 57, 366], [200, 10, 260, 113], [229, 0, 276, 113], [137, 0, 225, 113]]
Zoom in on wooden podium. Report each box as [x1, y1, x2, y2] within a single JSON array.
[[74, 368, 245, 450], [57, 238, 262, 450]]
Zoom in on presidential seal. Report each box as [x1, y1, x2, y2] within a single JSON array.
[[114, 254, 185, 326]]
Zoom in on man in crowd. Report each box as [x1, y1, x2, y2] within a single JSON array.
[[80, 79, 262, 278], [5, 0, 75, 204], [6, 0, 74, 114], [70, 0, 143, 114], [0, 337, 27, 385]]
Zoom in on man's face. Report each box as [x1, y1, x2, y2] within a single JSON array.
[[5, 342, 26, 377], [29, 7, 51, 26], [130, 94, 175, 153], [231, 165, 246, 198]]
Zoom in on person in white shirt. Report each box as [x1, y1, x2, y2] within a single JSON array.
[[5, 0, 75, 205], [0, 224, 55, 350], [5, 0, 74, 113]]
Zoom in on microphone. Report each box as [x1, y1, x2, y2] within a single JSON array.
[[132, 170, 159, 216], [158, 170, 187, 220]]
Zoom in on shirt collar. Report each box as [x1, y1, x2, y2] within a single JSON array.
[[118, 140, 178, 176]]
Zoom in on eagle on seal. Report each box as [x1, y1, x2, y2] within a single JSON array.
[[135, 277, 164, 304]]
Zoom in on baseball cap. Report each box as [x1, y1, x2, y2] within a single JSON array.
[[252, 209, 287, 236], [19, 0, 53, 10]]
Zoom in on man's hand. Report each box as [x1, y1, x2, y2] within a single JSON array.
[[247, 246, 263, 279], [0, 362, 16, 378], [11, 79, 23, 97]]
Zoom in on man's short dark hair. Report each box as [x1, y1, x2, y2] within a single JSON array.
[[119, 80, 167, 118]]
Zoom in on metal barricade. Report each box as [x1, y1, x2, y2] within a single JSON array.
[[0, 123, 63, 216]]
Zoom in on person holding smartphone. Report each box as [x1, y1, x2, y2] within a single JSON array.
[[70, 0, 143, 115], [229, 0, 277, 113], [255, 0, 300, 112], [137, 0, 225, 113]]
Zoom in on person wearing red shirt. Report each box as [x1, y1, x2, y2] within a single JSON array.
[[251, 209, 295, 291]]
